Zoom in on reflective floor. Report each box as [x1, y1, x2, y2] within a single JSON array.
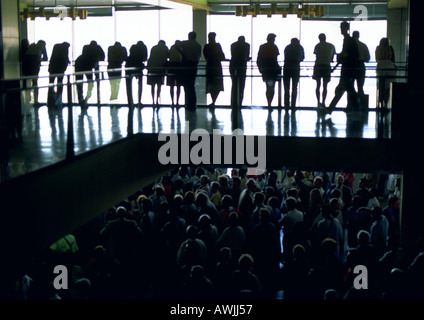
[[4, 102, 391, 180]]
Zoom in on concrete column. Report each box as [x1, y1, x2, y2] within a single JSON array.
[[1, 0, 21, 79], [387, 8, 408, 66], [193, 9, 207, 105]]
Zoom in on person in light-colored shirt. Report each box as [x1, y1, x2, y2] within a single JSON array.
[[312, 33, 336, 108]]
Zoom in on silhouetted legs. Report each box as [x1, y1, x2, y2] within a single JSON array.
[[230, 70, 246, 108], [48, 75, 64, 108], [170, 85, 181, 106], [182, 60, 198, 110], [326, 71, 358, 114], [283, 75, 300, 108], [151, 83, 162, 105], [315, 78, 330, 107], [265, 80, 276, 107]]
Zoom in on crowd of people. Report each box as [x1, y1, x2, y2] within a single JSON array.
[[11, 167, 424, 300], [20, 21, 396, 112]]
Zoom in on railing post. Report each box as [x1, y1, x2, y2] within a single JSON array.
[[277, 75, 282, 108], [66, 74, 75, 159]]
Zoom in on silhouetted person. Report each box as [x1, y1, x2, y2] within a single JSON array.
[[147, 40, 169, 106], [48, 42, 70, 108], [126, 41, 148, 107], [180, 31, 202, 110], [230, 36, 250, 108], [375, 37, 396, 109], [257, 33, 281, 107], [75, 48, 98, 111], [352, 31, 370, 109], [283, 38, 305, 109], [312, 33, 335, 108], [107, 42, 128, 101], [167, 40, 183, 106], [325, 21, 359, 114], [203, 32, 226, 107], [82, 41, 105, 104], [22, 40, 48, 104]]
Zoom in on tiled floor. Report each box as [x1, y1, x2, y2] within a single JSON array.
[[3, 102, 391, 181]]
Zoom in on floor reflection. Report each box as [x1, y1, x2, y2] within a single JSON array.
[[3, 103, 389, 181]]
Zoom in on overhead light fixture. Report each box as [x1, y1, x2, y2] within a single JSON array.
[[20, 6, 88, 20], [235, 3, 325, 19]]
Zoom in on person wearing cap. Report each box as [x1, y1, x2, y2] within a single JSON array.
[[257, 33, 281, 107]]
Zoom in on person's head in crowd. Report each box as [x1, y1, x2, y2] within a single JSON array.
[[232, 177, 241, 189], [200, 175, 209, 186], [238, 253, 254, 272], [287, 187, 300, 199], [228, 211, 240, 227], [336, 175, 345, 188], [246, 178, 258, 192], [313, 176, 323, 189], [186, 225, 198, 239], [211, 181, 220, 194], [198, 214, 211, 228], [185, 191, 195, 204], [285, 196, 298, 211], [310, 188, 323, 204], [221, 195, 234, 209], [253, 192, 265, 206], [321, 204, 333, 219], [218, 174, 229, 187], [268, 196, 280, 210], [195, 191, 209, 207]]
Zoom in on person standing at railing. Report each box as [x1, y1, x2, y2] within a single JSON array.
[[257, 33, 281, 108], [125, 41, 148, 107], [82, 41, 105, 104], [22, 39, 48, 105], [203, 32, 226, 107], [180, 31, 202, 110], [325, 21, 359, 115], [312, 33, 336, 109], [48, 42, 70, 108], [167, 40, 183, 106], [146, 40, 169, 106], [230, 36, 251, 108], [107, 42, 128, 101], [283, 38, 305, 109], [375, 37, 396, 110], [75, 48, 99, 111], [352, 31, 371, 110]]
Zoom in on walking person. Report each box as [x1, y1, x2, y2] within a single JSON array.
[[324, 21, 359, 115]]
